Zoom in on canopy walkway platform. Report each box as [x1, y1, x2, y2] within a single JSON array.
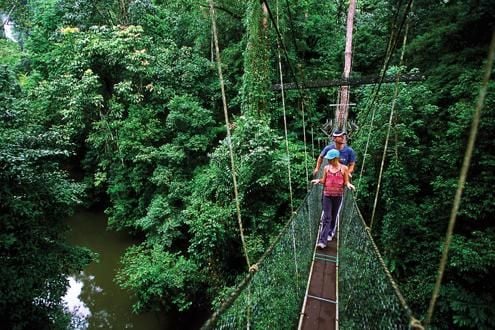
[[298, 234, 338, 329], [201, 186, 421, 330]]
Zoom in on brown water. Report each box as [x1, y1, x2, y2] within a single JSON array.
[[63, 210, 169, 329]]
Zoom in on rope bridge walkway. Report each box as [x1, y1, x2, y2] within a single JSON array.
[[203, 4, 495, 330], [201, 185, 422, 329]]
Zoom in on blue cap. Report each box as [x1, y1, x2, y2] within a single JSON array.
[[332, 129, 346, 137], [324, 149, 340, 160]]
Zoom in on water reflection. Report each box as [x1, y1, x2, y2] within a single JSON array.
[[64, 275, 91, 329], [1, 14, 17, 42], [63, 211, 167, 329]]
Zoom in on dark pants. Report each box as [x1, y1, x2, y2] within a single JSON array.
[[318, 195, 342, 246]]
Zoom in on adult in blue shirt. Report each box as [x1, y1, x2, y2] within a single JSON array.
[[313, 129, 357, 177]]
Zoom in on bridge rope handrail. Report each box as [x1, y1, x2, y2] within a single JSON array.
[[209, 0, 251, 269], [351, 195, 423, 329], [339, 190, 424, 329]]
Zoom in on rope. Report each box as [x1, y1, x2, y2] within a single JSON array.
[[383, 0, 404, 64], [247, 282, 252, 330], [276, 0, 295, 216], [311, 126, 315, 160], [208, 0, 251, 269], [424, 30, 495, 328], [279, 0, 310, 189], [357, 0, 414, 128], [301, 100, 310, 190], [276, 0, 299, 289], [356, 0, 413, 194], [368, 2, 412, 230], [261, 0, 303, 95]]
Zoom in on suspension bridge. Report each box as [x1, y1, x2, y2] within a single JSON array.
[[200, 183, 423, 329], [200, 0, 495, 328]]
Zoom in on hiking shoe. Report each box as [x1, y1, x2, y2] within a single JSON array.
[[317, 243, 326, 249]]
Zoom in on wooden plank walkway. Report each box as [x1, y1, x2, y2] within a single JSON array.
[[298, 237, 338, 330]]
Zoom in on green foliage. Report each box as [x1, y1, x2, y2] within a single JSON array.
[[166, 95, 217, 155], [240, 1, 272, 115], [3, 0, 494, 327], [0, 65, 94, 329], [116, 244, 201, 312], [182, 114, 309, 302], [55, 0, 157, 28], [0, 39, 22, 67]]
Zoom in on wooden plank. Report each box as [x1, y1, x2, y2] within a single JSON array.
[[300, 238, 338, 330]]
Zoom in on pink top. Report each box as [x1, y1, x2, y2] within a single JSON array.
[[323, 165, 344, 197]]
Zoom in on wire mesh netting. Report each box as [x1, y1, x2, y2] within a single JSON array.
[[338, 191, 417, 329], [203, 186, 421, 330], [207, 184, 323, 329]]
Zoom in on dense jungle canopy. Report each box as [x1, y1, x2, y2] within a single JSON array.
[[1, 0, 494, 329]]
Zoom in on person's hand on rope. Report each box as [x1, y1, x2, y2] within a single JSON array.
[[346, 182, 355, 190], [311, 179, 321, 185]]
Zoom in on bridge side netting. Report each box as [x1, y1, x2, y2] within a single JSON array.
[[211, 184, 322, 329], [338, 191, 416, 329]]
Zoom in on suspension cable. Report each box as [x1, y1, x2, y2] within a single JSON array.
[[301, 100, 310, 190], [276, 0, 294, 215], [266, 0, 310, 187], [369, 1, 412, 230], [358, 0, 414, 127], [208, 0, 251, 269], [356, 0, 413, 193], [276, 0, 299, 286], [280, 0, 310, 187], [262, 0, 303, 94], [356, 0, 413, 196], [424, 30, 495, 328], [368, 70, 400, 230]]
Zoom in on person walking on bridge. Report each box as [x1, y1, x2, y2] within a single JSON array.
[[311, 149, 355, 249], [313, 129, 357, 242], [313, 129, 356, 177]]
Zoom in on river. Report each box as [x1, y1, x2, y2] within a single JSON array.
[[63, 210, 169, 329]]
